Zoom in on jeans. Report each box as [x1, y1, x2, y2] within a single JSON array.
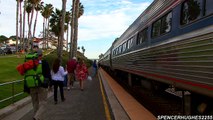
[[53, 80, 65, 102]]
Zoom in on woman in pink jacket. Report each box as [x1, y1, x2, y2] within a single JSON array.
[[75, 58, 88, 91]]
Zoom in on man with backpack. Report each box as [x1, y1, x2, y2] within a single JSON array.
[[25, 46, 51, 120]]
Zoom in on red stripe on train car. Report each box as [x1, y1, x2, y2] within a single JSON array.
[[125, 68, 213, 91]]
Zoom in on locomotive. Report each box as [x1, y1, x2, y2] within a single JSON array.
[[99, 0, 213, 114]]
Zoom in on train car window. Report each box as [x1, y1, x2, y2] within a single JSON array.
[[116, 47, 119, 55], [122, 42, 127, 52], [152, 12, 172, 38], [180, 0, 202, 25], [205, 0, 213, 16], [137, 28, 148, 45], [119, 45, 122, 54], [113, 50, 116, 56], [161, 12, 172, 34], [152, 20, 161, 38], [127, 38, 133, 49]]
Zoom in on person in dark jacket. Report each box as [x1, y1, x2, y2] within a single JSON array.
[[92, 60, 97, 77]]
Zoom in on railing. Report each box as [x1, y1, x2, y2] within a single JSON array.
[[0, 80, 25, 105]]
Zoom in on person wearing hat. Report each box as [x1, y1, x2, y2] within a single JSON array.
[[66, 57, 78, 90]]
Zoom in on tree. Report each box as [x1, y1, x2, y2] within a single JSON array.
[[65, 11, 71, 51], [49, 8, 67, 58], [70, 0, 84, 59], [28, 0, 41, 50], [33, 1, 43, 38], [41, 3, 54, 49], [81, 46, 85, 55], [26, 2, 33, 50], [16, 0, 20, 53], [19, 0, 23, 50], [58, 0, 67, 62], [0, 35, 8, 43], [22, 0, 27, 49]]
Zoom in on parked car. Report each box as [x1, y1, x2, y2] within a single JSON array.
[[0, 48, 5, 55], [4, 48, 12, 54]]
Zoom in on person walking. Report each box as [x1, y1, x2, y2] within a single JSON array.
[[51, 58, 67, 104], [92, 60, 98, 77], [30, 46, 51, 120], [66, 57, 77, 90], [76, 58, 88, 91]]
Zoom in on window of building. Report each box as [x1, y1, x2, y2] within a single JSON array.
[[180, 0, 202, 25], [152, 12, 172, 38], [136, 28, 148, 45]]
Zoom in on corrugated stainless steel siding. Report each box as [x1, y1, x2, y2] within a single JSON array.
[[112, 33, 213, 86]]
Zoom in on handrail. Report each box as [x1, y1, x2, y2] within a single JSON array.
[[0, 49, 54, 106], [0, 80, 25, 104]]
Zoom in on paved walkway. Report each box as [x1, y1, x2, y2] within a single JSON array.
[[4, 70, 108, 120], [1, 68, 155, 120]]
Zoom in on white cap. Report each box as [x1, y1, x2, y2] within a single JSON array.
[[73, 57, 77, 60]]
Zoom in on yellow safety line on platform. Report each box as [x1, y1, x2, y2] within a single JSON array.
[[98, 73, 112, 120]]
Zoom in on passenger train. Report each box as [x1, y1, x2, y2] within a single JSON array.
[[99, 0, 213, 114]]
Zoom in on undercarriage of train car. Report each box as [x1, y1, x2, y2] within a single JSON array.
[[101, 66, 213, 115]]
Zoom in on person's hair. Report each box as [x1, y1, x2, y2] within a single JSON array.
[[52, 58, 60, 73]]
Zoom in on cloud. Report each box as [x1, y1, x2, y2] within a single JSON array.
[[0, 0, 152, 59], [78, 0, 150, 42]]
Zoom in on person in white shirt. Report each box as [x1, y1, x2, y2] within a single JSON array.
[[51, 58, 67, 104]]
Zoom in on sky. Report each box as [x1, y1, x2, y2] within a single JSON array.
[[0, 0, 153, 59]]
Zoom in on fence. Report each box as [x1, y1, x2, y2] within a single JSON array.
[[0, 80, 27, 108]]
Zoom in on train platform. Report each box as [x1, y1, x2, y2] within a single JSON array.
[[0, 68, 155, 120]]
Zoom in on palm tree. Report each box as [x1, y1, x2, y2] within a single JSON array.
[[28, 0, 41, 50], [26, 2, 32, 50], [16, 0, 20, 53], [70, 0, 75, 59], [65, 11, 71, 51], [19, 0, 23, 51], [49, 9, 67, 52], [22, 0, 27, 50], [32, 1, 43, 38], [41, 3, 53, 49], [58, 0, 67, 61], [81, 46, 85, 55], [70, 0, 84, 58], [50, 9, 61, 41]]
